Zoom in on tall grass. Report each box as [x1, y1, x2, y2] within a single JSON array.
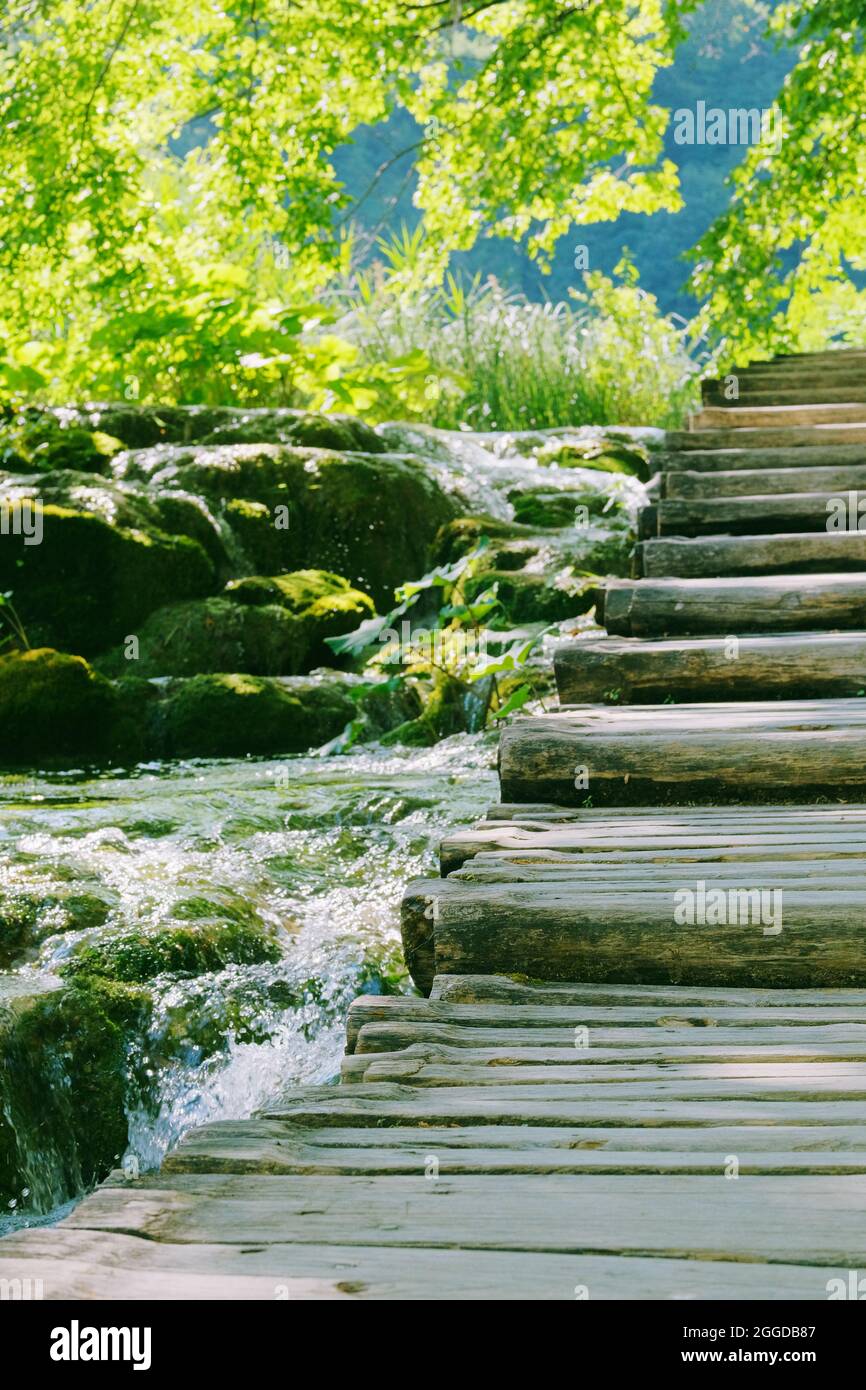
[[334, 238, 705, 431]]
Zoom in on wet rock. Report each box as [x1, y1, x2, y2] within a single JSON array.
[[0, 648, 146, 763], [0, 506, 215, 655], [155, 672, 357, 757]]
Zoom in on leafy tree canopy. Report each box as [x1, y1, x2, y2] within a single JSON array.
[[0, 0, 862, 402]]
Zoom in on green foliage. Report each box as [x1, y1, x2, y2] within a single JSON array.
[[338, 246, 703, 429]]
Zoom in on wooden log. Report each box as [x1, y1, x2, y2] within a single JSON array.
[[638, 533, 866, 578], [702, 385, 866, 407], [554, 632, 866, 704], [347, 993, 866, 1055], [426, 881, 866, 988], [660, 443, 866, 473], [657, 493, 866, 536], [602, 574, 866, 636], [666, 425, 866, 451], [664, 464, 866, 498], [63, 1170, 866, 1266], [690, 403, 866, 430], [498, 699, 866, 805], [429, 972, 866, 1009], [0, 1226, 842, 1301]]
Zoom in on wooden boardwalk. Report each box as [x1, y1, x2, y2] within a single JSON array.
[[4, 348, 866, 1298]]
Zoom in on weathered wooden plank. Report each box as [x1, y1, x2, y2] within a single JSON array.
[[452, 859, 866, 888], [346, 995, 866, 1054], [691, 403, 866, 430], [602, 573, 866, 636], [423, 880, 866, 989], [497, 700, 866, 805], [642, 531, 866, 577], [659, 443, 866, 473], [667, 424, 866, 450], [665, 464, 866, 498], [554, 632, 866, 704], [429, 972, 866, 1009], [355, 1019, 866, 1057], [656, 495, 866, 538], [0, 1227, 841, 1300], [62, 1171, 866, 1265], [702, 386, 866, 408], [161, 1119, 866, 1176]]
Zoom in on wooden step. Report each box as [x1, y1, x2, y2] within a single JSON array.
[[666, 425, 866, 451], [440, 806, 866, 874], [554, 632, 866, 703], [690, 404, 866, 431], [659, 443, 866, 473], [702, 385, 866, 408], [637, 533, 866, 578], [656, 493, 866, 536], [496, 698, 866, 807], [599, 573, 866, 636], [664, 464, 866, 498], [405, 874, 866, 990]]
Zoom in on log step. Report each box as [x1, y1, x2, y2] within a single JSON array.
[[666, 425, 866, 451], [656, 493, 866, 536], [637, 533, 866, 578], [599, 573, 866, 636], [554, 632, 866, 704], [690, 403, 866, 431], [664, 464, 866, 498], [439, 805, 866, 874], [702, 386, 866, 408], [496, 698, 866, 807], [659, 443, 866, 473]]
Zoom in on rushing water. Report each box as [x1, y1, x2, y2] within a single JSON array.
[[0, 734, 497, 1228]]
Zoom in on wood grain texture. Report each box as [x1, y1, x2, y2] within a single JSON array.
[[656, 496, 866, 539], [665, 464, 866, 498], [602, 573, 866, 636], [554, 632, 866, 704]]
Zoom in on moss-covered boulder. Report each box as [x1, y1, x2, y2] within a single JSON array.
[[0, 648, 147, 763], [0, 506, 215, 654], [61, 919, 280, 986], [95, 570, 373, 678], [156, 672, 356, 757], [0, 887, 114, 969], [116, 445, 456, 606], [0, 410, 123, 475]]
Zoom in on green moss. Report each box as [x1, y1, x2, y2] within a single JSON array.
[[96, 571, 373, 678], [0, 888, 113, 969], [61, 920, 280, 985], [381, 670, 468, 746], [0, 413, 122, 475], [157, 672, 356, 757], [0, 648, 145, 762], [0, 505, 215, 654]]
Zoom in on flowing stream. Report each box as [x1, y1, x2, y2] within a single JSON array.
[[0, 735, 497, 1230]]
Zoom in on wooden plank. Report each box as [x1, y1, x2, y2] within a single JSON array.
[[667, 424, 866, 451], [429, 972, 866, 1008], [554, 631, 866, 704], [643, 530, 866, 580], [61, 1171, 866, 1265], [659, 443, 866, 473], [0, 1227, 840, 1300], [691, 403, 866, 430], [161, 1119, 866, 1176], [656, 495, 866, 538], [601, 573, 866, 636], [452, 858, 866, 887], [702, 387, 866, 408], [497, 700, 866, 805], [346, 995, 866, 1053], [665, 464, 866, 498], [355, 1020, 866, 1056], [421, 880, 866, 989]]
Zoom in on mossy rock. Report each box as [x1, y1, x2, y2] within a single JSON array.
[[96, 571, 373, 678], [0, 887, 114, 969], [0, 974, 150, 1208], [0, 648, 146, 763], [61, 919, 280, 985], [465, 569, 596, 623], [0, 412, 122, 475], [380, 670, 469, 746], [27, 405, 386, 454], [510, 489, 630, 529], [533, 438, 650, 480], [127, 446, 455, 606], [0, 505, 215, 654], [156, 673, 356, 757]]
